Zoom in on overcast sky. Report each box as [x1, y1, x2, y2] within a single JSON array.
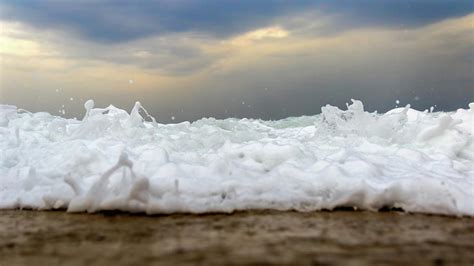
[[1, 1, 473, 122]]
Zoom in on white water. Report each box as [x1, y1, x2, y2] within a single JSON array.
[[1, 100, 473, 216]]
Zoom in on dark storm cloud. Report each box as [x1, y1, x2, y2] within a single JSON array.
[[322, 0, 473, 27], [1, 0, 472, 43]]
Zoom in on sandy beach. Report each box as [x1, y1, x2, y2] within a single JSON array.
[[0, 210, 473, 265]]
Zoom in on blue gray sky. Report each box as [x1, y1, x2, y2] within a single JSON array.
[[1, 0, 473, 122]]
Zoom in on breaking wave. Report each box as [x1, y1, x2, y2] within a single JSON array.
[[1, 99, 473, 216]]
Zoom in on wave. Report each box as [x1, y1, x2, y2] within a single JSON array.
[[1, 99, 473, 216]]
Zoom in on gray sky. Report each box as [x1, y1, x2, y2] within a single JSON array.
[[1, 1, 473, 122]]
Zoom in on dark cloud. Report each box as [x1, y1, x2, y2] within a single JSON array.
[[322, 0, 473, 28], [1, 0, 472, 43]]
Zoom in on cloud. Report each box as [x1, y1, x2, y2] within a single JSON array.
[[0, 0, 472, 43], [0, 0, 310, 43], [1, 3, 473, 122]]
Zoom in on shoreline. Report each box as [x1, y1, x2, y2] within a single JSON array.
[[1, 209, 473, 265]]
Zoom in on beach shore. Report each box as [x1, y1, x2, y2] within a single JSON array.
[[0, 210, 473, 265]]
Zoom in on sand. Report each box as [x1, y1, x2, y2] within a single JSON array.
[[0, 210, 473, 265]]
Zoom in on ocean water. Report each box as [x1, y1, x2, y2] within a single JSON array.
[[1, 100, 473, 216]]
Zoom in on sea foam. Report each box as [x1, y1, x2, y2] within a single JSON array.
[[1, 100, 473, 216]]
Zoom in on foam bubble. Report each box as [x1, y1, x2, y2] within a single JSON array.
[[1, 100, 473, 216]]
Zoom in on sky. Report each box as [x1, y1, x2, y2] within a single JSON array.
[[0, 0, 473, 122]]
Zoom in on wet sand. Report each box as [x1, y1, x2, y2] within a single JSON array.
[[0, 210, 473, 266]]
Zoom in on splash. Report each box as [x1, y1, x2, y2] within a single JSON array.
[[1, 100, 473, 216]]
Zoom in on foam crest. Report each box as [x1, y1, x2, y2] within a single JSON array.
[[0, 100, 473, 216]]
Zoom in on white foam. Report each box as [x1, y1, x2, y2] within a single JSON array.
[[1, 100, 473, 216]]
